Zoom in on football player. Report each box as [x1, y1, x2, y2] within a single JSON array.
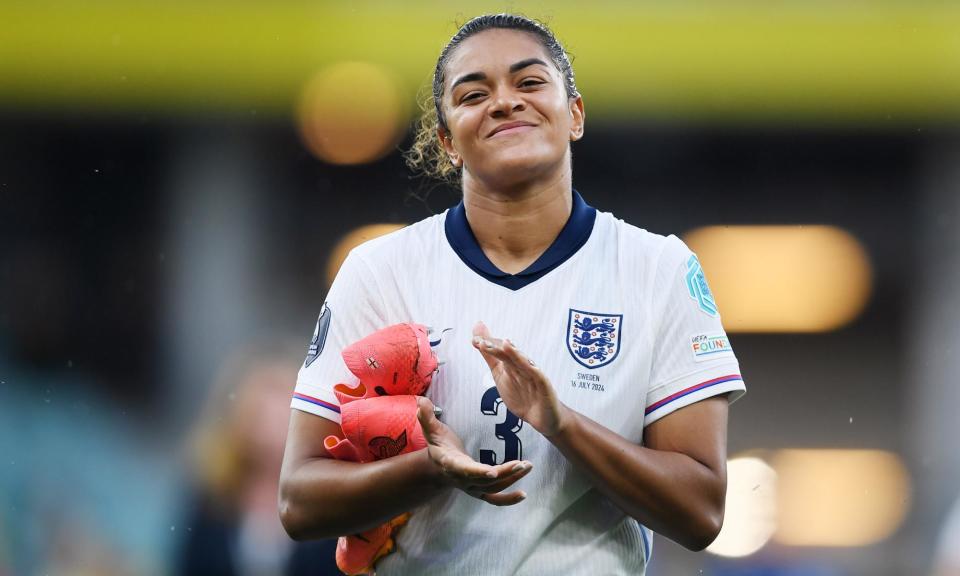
[[281, 13, 745, 575]]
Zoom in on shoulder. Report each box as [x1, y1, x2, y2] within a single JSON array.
[[347, 212, 446, 267], [594, 210, 690, 272]]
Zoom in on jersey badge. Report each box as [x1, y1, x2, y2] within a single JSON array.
[[566, 309, 622, 369], [686, 254, 718, 317], [304, 302, 331, 367], [690, 333, 733, 362]]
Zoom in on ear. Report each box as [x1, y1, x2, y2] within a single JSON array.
[[438, 126, 462, 168], [569, 96, 585, 142]]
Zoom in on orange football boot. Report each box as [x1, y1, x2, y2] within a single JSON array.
[[335, 323, 438, 400], [323, 396, 425, 575], [323, 395, 426, 463], [323, 322, 442, 575], [335, 513, 411, 575]]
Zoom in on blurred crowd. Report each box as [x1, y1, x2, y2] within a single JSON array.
[[0, 340, 342, 575]]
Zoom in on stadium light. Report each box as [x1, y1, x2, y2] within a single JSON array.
[[298, 62, 409, 165], [683, 225, 872, 332], [772, 449, 910, 547], [707, 456, 778, 558]]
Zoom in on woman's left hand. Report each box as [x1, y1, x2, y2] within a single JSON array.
[[472, 321, 568, 437]]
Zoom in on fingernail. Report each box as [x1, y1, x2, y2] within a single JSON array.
[[512, 463, 526, 472], [486, 470, 497, 478], [484, 339, 495, 350], [472, 336, 482, 346], [518, 491, 527, 500]]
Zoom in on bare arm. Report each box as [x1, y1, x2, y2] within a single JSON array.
[[550, 397, 728, 550], [278, 402, 533, 540], [472, 322, 728, 551], [279, 410, 441, 540]]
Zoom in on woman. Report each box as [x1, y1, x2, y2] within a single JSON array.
[[180, 345, 339, 575], [281, 14, 745, 575]]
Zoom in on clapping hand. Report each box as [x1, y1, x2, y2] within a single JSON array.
[[472, 321, 568, 438], [416, 396, 532, 506]]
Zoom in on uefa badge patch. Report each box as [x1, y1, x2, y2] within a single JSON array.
[[685, 254, 718, 317], [566, 309, 622, 369], [304, 302, 331, 368]]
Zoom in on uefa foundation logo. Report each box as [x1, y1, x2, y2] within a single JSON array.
[[566, 309, 622, 369]]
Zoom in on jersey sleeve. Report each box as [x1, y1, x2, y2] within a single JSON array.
[[292, 251, 386, 423], [643, 235, 746, 427]]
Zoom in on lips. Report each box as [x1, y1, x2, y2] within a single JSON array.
[[488, 121, 536, 138]]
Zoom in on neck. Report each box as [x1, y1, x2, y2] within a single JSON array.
[[461, 166, 573, 274]]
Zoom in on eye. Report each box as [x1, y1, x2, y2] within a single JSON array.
[[519, 78, 546, 88], [460, 91, 484, 104]]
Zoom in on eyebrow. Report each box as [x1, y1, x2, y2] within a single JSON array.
[[450, 58, 551, 91]]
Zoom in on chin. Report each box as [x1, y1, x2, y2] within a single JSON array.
[[486, 147, 563, 181]]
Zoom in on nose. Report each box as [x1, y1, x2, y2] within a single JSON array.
[[489, 87, 525, 117]]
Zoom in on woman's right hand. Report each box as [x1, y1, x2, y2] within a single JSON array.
[[416, 396, 533, 506]]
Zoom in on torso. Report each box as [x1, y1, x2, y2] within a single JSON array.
[[293, 191, 745, 575], [361, 204, 659, 575]]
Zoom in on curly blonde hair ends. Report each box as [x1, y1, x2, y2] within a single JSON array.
[[404, 89, 460, 185]]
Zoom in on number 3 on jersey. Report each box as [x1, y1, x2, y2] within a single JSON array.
[[479, 386, 523, 464]]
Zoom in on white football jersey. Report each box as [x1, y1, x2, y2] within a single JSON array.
[[293, 191, 746, 575]]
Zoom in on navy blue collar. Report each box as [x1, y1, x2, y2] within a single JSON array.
[[444, 189, 597, 290]]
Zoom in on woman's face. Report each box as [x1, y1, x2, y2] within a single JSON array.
[[440, 29, 584, 188]]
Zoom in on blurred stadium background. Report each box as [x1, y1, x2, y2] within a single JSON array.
[[2, 1, 959, 574]]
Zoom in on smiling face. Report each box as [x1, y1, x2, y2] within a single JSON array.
[[439, 29, 584, 189]]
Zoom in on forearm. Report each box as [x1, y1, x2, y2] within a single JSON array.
[[549, 406, 725, 550], [279, 448, 447, 540]]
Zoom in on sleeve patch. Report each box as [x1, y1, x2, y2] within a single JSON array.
[[690, 333, 734, 362], [303, 302, 331, 368], [685, 254, 718, 317]]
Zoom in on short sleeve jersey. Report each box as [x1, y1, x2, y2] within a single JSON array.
[[293, 191, 746, 575]]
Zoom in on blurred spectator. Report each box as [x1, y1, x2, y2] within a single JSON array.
[[933, 491, 960, 576], [175, 342, 338, 576]]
